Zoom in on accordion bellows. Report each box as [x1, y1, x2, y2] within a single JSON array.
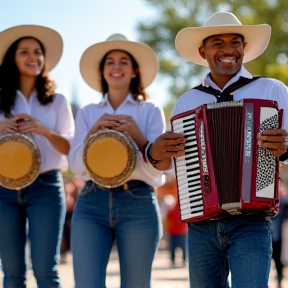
[[171, 99, 282, 223]]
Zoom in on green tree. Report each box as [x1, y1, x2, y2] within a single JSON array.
[[137, 0, 288, 118]]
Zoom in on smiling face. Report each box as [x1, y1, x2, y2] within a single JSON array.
[[102, 50, 136, 92], [199, 33, 246, 87], [15, 37, 44, 78]]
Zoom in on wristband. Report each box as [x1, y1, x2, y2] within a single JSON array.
[[147, 144, 160, 166]]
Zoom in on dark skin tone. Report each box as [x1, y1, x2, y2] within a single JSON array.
[[150, 33, 288, 170]]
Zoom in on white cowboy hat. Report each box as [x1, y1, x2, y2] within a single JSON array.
[[80, 33, 159, 92], [175, 11, 271, 66], [0, 25, 63, 71]]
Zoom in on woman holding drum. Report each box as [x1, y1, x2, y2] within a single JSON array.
[[68, 34, 166, 288], [0, 25, 74, 288]]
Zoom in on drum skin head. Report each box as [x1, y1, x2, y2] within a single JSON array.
[[0, 133, 41, 190], [83, 129, 138, 188], [0, 141, 33, 179]]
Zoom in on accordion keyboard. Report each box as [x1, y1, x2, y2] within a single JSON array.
[[172, 113, 204, 220]]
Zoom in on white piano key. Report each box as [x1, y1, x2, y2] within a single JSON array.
[[172, 114, 196, 125], [177, 171, 200, 181], [178, 181, 201, 190], [178, 186, 202, 196], [173, 120, 195, 131], [181, 203, 204, 214], [176, 152, 199, 162], [179, 196, 194, 205], [176, 165, 200, 176], [181, 211, 204, 220], [176, 158, 199, 167], [185, 135, 197, 141], [180, 198, 203, 210], [178, 175, 201, 186], [176, 150, 198, 161], [179, 196, 202, 206]]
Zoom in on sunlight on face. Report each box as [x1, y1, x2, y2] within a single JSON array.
[[103, 50, 136, 91], [15, 38, 44, 78], [201, 34, 245, 76]]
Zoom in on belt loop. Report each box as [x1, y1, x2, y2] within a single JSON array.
[[123, 182, 128, 191]]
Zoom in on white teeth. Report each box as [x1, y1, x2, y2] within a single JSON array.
[[219, 58, 235, 63], [112, 73, 122, 77]]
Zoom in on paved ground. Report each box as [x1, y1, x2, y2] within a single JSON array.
[[1, 247, 287, 288], [1, 248, 190, 288]]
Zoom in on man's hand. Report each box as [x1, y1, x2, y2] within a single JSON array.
[[150, 132, 186, 161], [258, 129, 288, 158]]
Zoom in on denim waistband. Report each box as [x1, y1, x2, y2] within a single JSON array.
[[87, 180, 151, 192]]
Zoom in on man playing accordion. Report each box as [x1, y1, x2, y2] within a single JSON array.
[[148, 11, 288, 288]]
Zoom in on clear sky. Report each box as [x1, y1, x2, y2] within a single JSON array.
[[0, 0, 168, 107]]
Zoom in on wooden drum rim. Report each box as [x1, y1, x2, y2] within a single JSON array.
[[83, 129, 138, 188], [0, 133, 41, 190]]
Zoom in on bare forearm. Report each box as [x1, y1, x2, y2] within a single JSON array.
[[43, 130, 70, 155]]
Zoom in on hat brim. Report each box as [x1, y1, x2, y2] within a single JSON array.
[[175, 24, 271, 66], [80, 40, 159, 92], [0, 25, 63, 71]]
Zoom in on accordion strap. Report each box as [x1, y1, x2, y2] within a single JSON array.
[[193, 76, 261, 103]]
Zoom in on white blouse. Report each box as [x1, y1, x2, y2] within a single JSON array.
[[0, 90, 75, 173], [68, 93, 166, 187]]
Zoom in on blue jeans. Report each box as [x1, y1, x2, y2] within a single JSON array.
[[187, 214, 272, 288], [0, 170, 66, 288], [71, 180, 162, 288]]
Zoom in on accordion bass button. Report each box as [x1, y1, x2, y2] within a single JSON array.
[[203, 175, 211, 192]]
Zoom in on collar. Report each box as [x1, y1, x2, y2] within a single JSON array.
[[202, 66, 253, 91], [99, 92, 138, 106], [16, 89, 37, 102]]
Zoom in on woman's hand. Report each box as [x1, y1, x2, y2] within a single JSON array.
[[0, 114, 28, 134], [86, 114, 147, 151], [113, 115, 137, 136], [16, 114, 70, 155], [258, 129, 288, 158], [113, 115, 148, 151], [17, 114, 49, 136], [86, 113, 120, 139]]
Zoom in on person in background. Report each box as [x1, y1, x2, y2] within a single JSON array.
[[0, 25, 74, 288], [69, 34, 165, 288], [60, 180, 79, 264], [147, 11, 288, 288], [165, 194, 187, 267], [272, 164, 288, 287]]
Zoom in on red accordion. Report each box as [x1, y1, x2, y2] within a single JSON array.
[[171, 99, 283, 223]]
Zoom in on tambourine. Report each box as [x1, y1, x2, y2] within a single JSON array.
[[83, 129, 138, 188], [0, 133, 41, 189]]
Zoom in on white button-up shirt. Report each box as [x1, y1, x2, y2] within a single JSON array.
[[0, 90, 75, 173], [172, 66, 288, 132], [69, 93, 166, 187]]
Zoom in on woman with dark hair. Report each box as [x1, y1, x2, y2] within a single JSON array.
[[69, 34, 165, 288], [0, 25, 74, 288]]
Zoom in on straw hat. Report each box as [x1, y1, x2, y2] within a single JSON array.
[[175, 11, 271, 66], [80, 33, 159, 92], [0, 25, 63, 71]]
